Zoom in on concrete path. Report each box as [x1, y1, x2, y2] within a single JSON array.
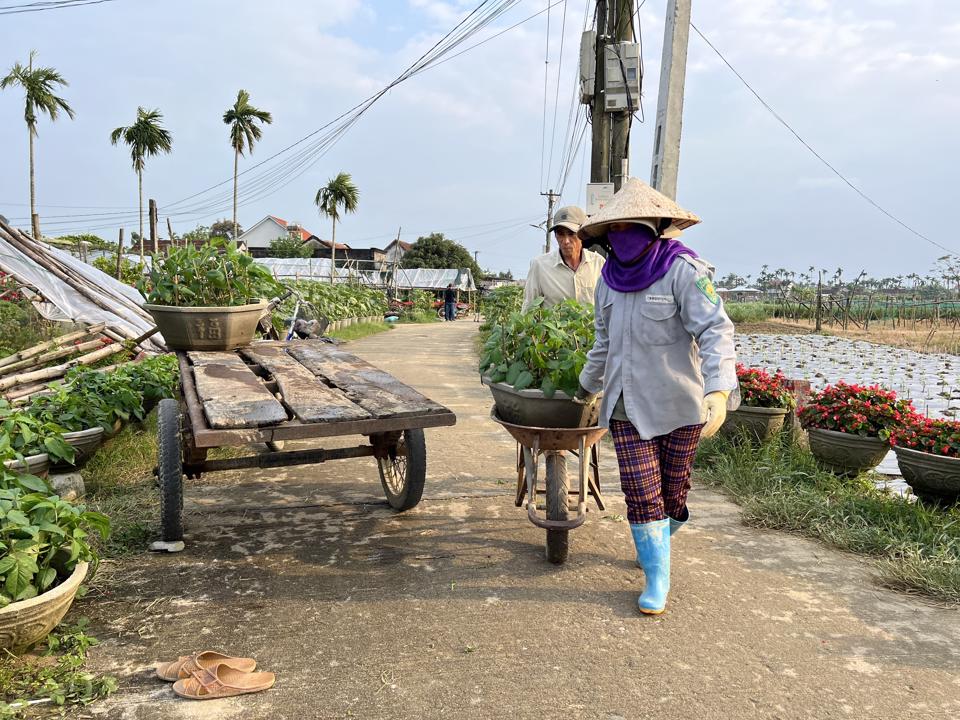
[[83, 321, 960, 720]]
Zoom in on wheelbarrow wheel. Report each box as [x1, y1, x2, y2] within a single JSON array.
[[545, 452, 569, 564], [157, 399, 184, 541], [377, 428, 426, 511]]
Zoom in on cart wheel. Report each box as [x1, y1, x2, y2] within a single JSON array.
[[157, 399, 184, 541], [377, 428, 426, 511], [545, 452, 569, 564]]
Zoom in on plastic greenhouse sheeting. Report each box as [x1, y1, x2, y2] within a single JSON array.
[[0, 234, 162, 347], [256, 258, 381, 285], [391, 268, 475, 291]]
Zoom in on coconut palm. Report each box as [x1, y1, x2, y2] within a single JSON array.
[[110, 107, 173, 259], [314, 172, 359, 283], [1, 51, 74, 240], [223, 89, 272, 241]]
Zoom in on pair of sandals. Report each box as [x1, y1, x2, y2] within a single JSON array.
[[156, 651, 276, 700]]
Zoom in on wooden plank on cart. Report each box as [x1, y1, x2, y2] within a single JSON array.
[[241, 345, 371, 423], [187, 352, 288, 429], [286, 343, 447, 419]]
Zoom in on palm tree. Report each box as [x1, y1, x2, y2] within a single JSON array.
[[1, 51, 74, 240], [314, 172, 359, 283], [223, 89, 272, 241], [110, 107, 173, 259]]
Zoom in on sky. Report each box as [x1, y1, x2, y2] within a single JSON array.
[[0, 0, 958, 281]]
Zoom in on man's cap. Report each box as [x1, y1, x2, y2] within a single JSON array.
[[549, 205, 587, 233]]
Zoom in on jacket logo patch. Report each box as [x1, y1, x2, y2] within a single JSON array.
[[644, 294, 674, 304], [696, 277, 720, 305]]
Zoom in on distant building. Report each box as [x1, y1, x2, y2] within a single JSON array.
[[239, 215, 343, 258], [383, 238, 412, 264], [717, 286, 763, 302]]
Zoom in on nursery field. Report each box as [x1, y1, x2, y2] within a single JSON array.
[[736, 332, 960, 476]]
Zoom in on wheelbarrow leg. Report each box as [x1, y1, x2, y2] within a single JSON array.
[[588, 443, 606, 511]]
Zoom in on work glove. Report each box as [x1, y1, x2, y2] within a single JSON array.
[[700, 391, 730, 439], [572, 384, 596, 406]]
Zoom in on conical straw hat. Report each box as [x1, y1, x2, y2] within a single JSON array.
[[578, 177, 701, 240]]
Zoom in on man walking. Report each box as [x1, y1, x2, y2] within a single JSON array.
[[443, 283, 457, 321], [522, 206, 605, 311]]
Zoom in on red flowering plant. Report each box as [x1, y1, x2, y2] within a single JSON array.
[[736, 364, 796, 410], [797, 381, 916, 442], [890, 415, 960, 458]]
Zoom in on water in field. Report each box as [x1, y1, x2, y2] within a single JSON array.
[[735, 333, 960, 485]]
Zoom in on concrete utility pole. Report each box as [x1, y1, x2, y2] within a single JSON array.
[[590, 0, 636, 190], [590, 0, 610, 185], [650, 0, 692, 199], [541, 189, 559, 253], [609, 0, 635, 191]]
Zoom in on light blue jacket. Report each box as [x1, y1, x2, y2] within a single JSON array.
[[578, 255, 739, 439]]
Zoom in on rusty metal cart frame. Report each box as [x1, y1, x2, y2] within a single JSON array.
[[490, 408, 607, 564], [155, 342, 456, 544]]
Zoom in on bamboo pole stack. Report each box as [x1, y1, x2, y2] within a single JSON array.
[[0, 218, 164, 352], [0, 323, 149, 403]]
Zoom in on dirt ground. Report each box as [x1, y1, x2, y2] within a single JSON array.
[[78, 321, 960, 720], [736, 318, 960, 355]]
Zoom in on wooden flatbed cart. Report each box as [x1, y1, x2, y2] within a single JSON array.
[[155, 340, 456, 547]]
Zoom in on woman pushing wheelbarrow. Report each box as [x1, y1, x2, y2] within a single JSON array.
[[574, 178, 738, 615]]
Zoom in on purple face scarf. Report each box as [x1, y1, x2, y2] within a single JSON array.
[[601, 224, 698, 293]]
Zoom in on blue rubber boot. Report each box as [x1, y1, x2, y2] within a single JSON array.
[[631, 519, 671, 615], [668, 507, 689, 536]]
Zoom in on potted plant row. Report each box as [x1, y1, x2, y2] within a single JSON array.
[[140, 239, 280, 351], [797, 382, 916, 476], [25, 355, 179, 471], [721, 364, 796, 442], [0, 462, 110, 652], [479, 298, 598, 428]]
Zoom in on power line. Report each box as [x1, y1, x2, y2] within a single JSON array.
[[545, 0, 569, 184], [22, 1, 533, 234], [689, 20, 954, 256], [0, 0, 116, 16], [539, 1, 553, 191]]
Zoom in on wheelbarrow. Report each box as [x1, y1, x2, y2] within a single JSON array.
[[490, 407, 608, 564]]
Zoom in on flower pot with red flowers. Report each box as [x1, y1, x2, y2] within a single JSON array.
[[798, 382, 915, 476], [721, 365, 795, 442], [891, 416, 960, 503]]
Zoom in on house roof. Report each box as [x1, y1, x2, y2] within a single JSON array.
[[269, 215, 314, 242]]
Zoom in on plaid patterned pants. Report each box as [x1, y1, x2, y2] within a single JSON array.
[[610, 420, 703, 524]]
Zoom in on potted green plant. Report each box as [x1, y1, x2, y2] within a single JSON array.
[[0, 402, 75, 478], [139, 239, 279, 350], [721, 364, 796, 442], [891, 415, 960, 503], [0, 472, 110, 651], [479, 299, 598, 428], [797, 382, 915, 476]]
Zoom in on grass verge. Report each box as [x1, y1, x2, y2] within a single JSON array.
[[327, 321, 394, 343], [695, 435, 960, 603], [397, 311, 441, 324]]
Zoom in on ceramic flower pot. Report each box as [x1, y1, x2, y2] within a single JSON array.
[[721, 405, 790, 442], [894, 446, 960, 504], [0, 561, 88, 653], [482, 377, 599, 428], [50, 427, 105, 472], [144, 301, 269, 351], [4, 453, 50, 479], [808, 428, 888, 476]]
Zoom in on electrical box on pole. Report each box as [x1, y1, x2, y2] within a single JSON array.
[[603, 42, 641, 112], [579, 30, 597, 103]]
